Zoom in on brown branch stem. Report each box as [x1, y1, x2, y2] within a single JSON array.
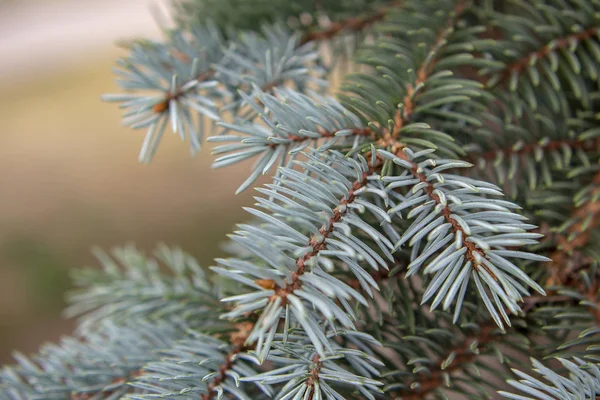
[[201, 344, 252, 400], [152, 70, 215, 113], [268, 127, 373, 149], [306, 355, 323, 388]]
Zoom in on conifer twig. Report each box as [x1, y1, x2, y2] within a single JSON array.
[[380, 0, 495, 277], [392, 146, 498, 279], [154, 2, 407, 115], [465, 137, 600, 165], [384, 0, 466, 143], [299, 1, 404, 45], [267, 127, 373, 148], [395, 322, 499, 399], [547, 171, 600, 286], [206, 160, 382, 399], [498, 26, 600, 83]]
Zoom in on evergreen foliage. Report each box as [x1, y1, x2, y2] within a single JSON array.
[[2, 0, 600, 399]]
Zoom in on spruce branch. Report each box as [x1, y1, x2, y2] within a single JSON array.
[[208, 126, 544, 397], [64, 245, 221, 327], [499, 357, 600, 399], [332, 0, 546, 327], [256, 165, 375, 299], [175, 150, 394, 399], [240, 338, 384, 400], [11, 1, 600, 399], [342, 0, 482, 157], [201, 344, 252, 400], [497, 26, 600, 85], [547, 171, 600, 286], [104, 0, 405, 165], [130, 328, 384, 399], [103, 24, 327, 163], [171, 0, 398, 35], [456, 97, 600, 202], [395, 321, 501, 399], [208, 89, 373, 193], [0, 321, 182, 400], [465, 137, 600, 169], [378, 146, 547, 327], [298, 0, 404, 46], [386, 0, 467, 140], [126, 330, 266, 400], [483, 0, 600, 112], [368, 280, 543, 399], [536, 278, 600, 361], [0, 246, 231, 400], [216, 151, 389, 357]]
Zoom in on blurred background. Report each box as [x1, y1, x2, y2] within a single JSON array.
[[0, 0, 256, 362]]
